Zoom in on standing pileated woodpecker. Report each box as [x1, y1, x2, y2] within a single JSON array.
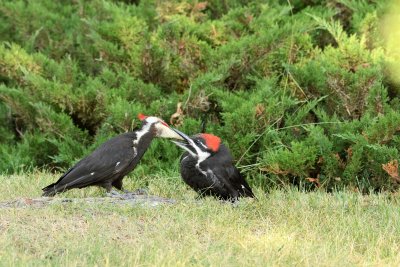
[[170, 129, 255, 201], [42, 114, 183, 197]]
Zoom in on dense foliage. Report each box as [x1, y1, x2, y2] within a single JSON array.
[[1, 0, 399, 191]]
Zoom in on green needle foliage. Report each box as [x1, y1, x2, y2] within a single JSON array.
[[0, 0, 399, 191]]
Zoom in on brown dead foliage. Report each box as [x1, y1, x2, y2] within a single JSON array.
[[170, 102, 184, 126], [255, 103, 265, 118], [306, 177, 321, 187], [259, 164, 289, 175], [382, 160, 400, 183]]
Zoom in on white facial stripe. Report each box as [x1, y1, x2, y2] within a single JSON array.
[[197, 150, 210, 163], [191, 140, 210, 164], [181, 137, 211, 163], [133, 121, 152, 145], [198, 141, 208, 150], [144, 116, 160, 124], [173, 141, 197, 157], [194, 148, 210, 177]]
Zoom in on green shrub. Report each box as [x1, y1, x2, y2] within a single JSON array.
[[0, 0, 398, 192]]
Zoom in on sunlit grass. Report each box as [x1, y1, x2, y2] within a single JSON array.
[[1, 172, 400, 266]]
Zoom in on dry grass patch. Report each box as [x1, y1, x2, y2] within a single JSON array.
[[1, 172, 400, 266]]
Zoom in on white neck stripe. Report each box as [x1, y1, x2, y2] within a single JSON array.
[[133, 122, 152, 145]]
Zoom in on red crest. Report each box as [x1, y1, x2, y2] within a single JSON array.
[[138, 113, 148, 121], [200, 133, 221, 152]]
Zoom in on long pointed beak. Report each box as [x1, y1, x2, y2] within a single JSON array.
[[171, 128, 192, 142], [170, 128, 198, 156], [157, 123, 185, 140]]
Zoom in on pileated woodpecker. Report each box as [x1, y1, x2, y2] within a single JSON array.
[[42, 114, 183, 197], [171, 129, 255, 201]]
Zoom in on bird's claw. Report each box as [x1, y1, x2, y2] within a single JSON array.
[[106, 190, 124, 198], [122, 188, 148, 195], [119, 188, 149, 199], [106, 188, 148, 199], [131, 188, 148, 195]]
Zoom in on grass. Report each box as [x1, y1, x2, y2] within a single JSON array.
[[1, 172, 400, 266]]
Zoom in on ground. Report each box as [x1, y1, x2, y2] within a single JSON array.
[[1, 172, 400, 266]]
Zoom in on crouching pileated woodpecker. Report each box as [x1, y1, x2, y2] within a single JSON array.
[[42, 114, 183, 197], [170, 129, 255, 201]]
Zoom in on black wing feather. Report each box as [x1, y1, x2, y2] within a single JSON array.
[[200, 144, 255, 199], [42, 132, 138, 196], [224, 164, 255, 198]]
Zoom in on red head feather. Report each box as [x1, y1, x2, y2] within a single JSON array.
[[138, 113, 148, 121], [200, 133, 221, 152]]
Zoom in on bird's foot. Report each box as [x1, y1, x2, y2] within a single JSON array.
[[122, 188, 148, 195], [106, 190, 125, 199], [108, 188, 148, 200], [123, 189, 132, 194], [230, 200, 240, 207], [131, 188, 148, 196]]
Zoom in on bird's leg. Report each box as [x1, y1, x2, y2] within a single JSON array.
[[111, 178, 146, 195], [110, 179, 137, 198], [112, 179, 125, 192], [105, 182, 125, 198], [229, 199, 240, 207]]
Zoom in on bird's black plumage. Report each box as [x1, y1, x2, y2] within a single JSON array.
[[172, 131, 254, 201], [42, 116, 181, 196], [180, 144, 254, 200]]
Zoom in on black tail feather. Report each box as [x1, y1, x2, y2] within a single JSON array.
[[240, 182, 256, 199], [42, 167, 75, 197], [41, 183, 58, 197]]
